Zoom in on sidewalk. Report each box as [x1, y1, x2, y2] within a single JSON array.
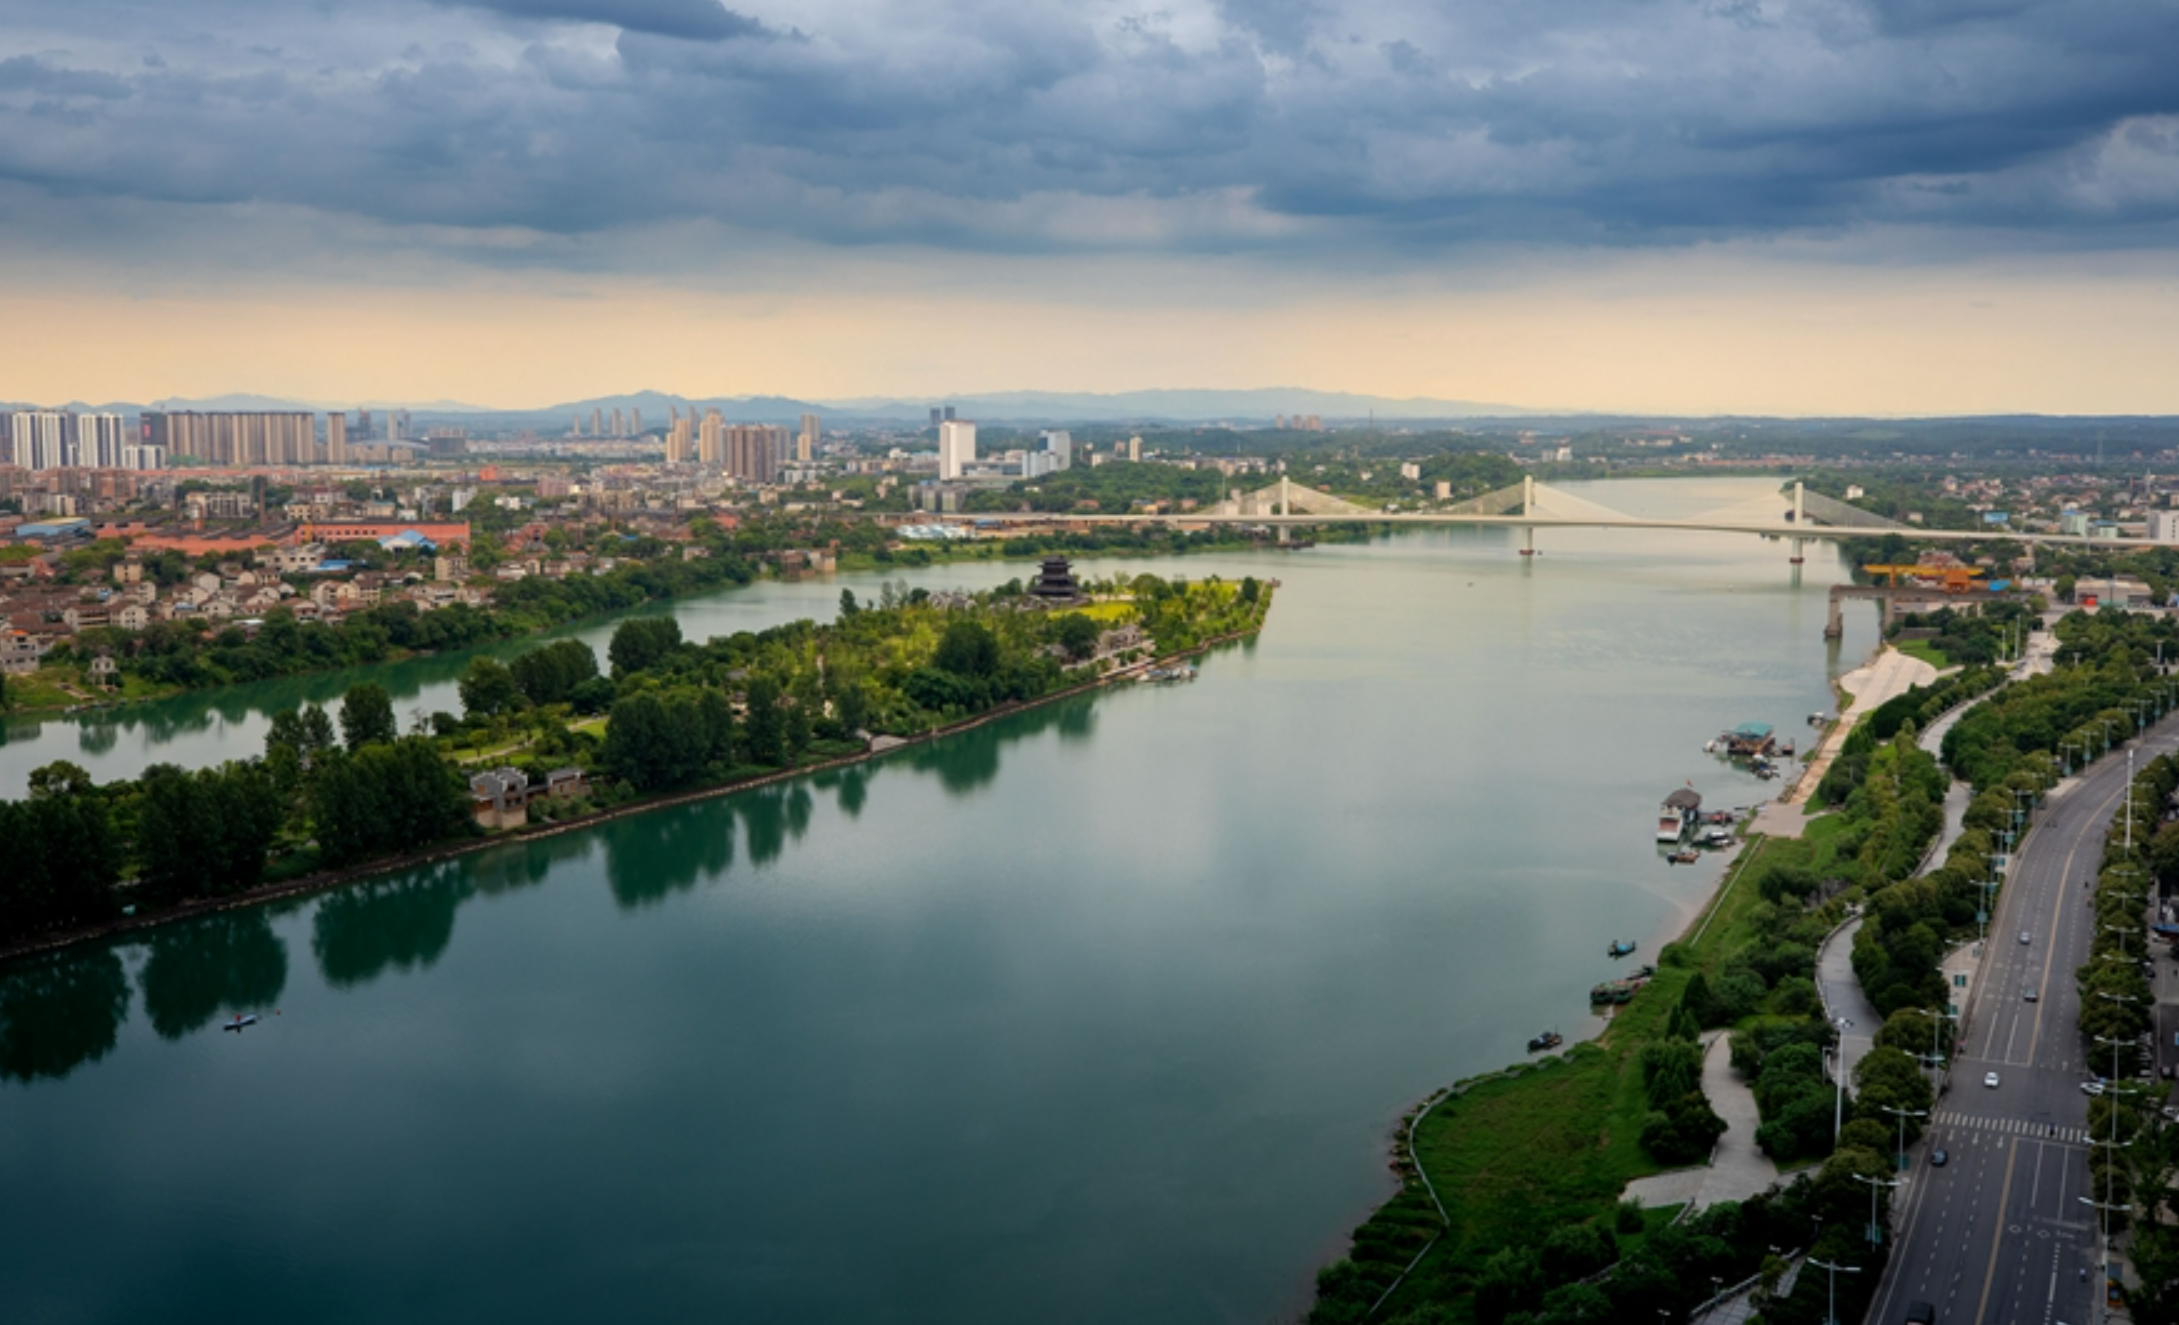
[[1751, 646, 1936, 840], [1818, 915, 1886, 1086], [1623, 1031, 1781, 1213]]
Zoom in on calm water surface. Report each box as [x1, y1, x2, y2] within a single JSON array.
[[0, 479, 1879, 1323]]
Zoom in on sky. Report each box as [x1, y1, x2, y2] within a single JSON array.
[[2, 0, 2177, 415]]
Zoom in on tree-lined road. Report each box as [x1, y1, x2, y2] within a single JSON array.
[[1871, 720, 2179, 1325]]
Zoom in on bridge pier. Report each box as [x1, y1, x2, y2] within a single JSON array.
[[1519, 525, 1535, 557], [1790, 536, 1805, 566], [1824, 590, 1844, 640]]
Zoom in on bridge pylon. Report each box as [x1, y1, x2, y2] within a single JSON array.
[[1790, 481, 1806, 565], [1519, 475, 1537, 557]]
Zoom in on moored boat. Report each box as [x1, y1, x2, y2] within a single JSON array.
[[1608, 939, 1637, 957], [1527, 1031, 1564, 1053]]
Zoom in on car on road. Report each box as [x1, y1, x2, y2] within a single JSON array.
[[2083, 1080, 2107, 1096], [1904, 1299, 1936, 1323], [1985, 1071, 2001, 1088], [1930, 1148, 1948, 1166], [2020, 930, 2033, 944], [2025, 987, 2039, 1001]]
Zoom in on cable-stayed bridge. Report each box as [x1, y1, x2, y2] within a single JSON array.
[[1002, 478, 2166, 556]]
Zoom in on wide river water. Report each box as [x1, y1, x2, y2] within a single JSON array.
[[0, 478, 1877, 1323]]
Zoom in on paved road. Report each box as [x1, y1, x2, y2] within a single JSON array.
[[1870, 717, 2179, 1325]]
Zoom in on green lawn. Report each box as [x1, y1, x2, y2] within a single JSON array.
[[1366, 839, 1784, 1316], [1896, 639, 1952, 669]]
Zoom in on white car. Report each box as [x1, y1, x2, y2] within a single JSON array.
[[2083, 1080, 2107, 1097], [2019, 931, 2032, 944], [1985, 1071, 2001, 1088]]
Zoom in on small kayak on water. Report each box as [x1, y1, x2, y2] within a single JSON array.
[[223, 1014, 258, 1032]]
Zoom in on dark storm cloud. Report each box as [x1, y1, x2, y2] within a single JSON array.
[[1, 0, 2177, 268], [443, 0, 775, 42]]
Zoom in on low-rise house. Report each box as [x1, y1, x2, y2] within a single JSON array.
[[469, 766, 531, 830], [115, 603, 151, 631], [0, 629, 45, 675]]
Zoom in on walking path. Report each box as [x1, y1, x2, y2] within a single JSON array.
[[1622, 1031, 1781, 1212], [1817, 915, 1886, 1088], [1750, 646, 1936, 839]]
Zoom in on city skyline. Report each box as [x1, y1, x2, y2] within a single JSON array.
[[2, 1, 2176, 414]]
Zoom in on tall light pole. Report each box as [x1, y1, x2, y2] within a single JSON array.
[[1882, 1104, 1928, 1172], [2081, 1194, 2126, 1324], [1852, 1172, 1902, 1246], [1808, 1257, 1862, 1325], [1826, 1044, 1846, 1142], [2126, 746, 2136, 854]]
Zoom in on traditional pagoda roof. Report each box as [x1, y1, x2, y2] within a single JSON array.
[[1030, 554, 1082, 602]]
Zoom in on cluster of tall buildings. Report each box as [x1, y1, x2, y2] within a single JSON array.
[[143, 411, 326, 467], [937, 423, 1073, 481], [4, 411, 164, 471], [569, 406, 644, 439], [661, 408, 819, 483]]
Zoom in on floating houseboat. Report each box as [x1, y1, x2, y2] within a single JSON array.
[[1657, 786, 1702, 841], [1527, 1031, 1564, 1053], [1718, 722, 1777, 758]]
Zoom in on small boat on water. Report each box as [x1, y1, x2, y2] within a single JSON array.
[[223, 1014, 258, 1032], [1591, 978, 1641, 1004], [1697, 826, 1734, 848], [1608, 939, 1637, 958], [1667, 849, 1701, 865], [1658, 786, 1702, 842], [1527, 1030, 1564, 1053], [1141, 664, 1198, 683]]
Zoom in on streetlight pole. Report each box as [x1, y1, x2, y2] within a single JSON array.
[[1827, 1044, 1846, 1143], [1852, 1172, 1902, 1247], [1808, 1257, 1861, 1325], [2081, 1194, 2125, 1324], [1882, 1104, 1928, 1171]]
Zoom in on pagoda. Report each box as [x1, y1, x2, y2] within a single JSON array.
[[1029, 555, 1083, 604]]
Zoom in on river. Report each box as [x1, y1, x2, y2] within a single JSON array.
[[0, 478, 1878, 1323]]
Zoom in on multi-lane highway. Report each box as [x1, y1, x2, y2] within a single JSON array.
[[1869, 719, 2179, 1325]]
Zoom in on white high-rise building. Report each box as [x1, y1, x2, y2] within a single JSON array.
[[9, 412, 65, 470], [2151, 510, 2179, 543], [938, 419, 977, 480], [77, 412, 127, 468], [1039, 430, 1073, 470]]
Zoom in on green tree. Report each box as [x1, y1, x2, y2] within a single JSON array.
[[933, 619, 1000, 678], [742, 677, 786, 767], [609, 616, 683, 677], [1052, 612, 1100, 661], [508, 639, 599, 706], [0, 767, 121, 940], [339, 682, 398, 751], [459, 657, 525, 718]]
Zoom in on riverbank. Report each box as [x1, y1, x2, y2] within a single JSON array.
[[0, 621, 1269, 968]]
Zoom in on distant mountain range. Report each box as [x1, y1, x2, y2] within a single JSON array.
[[17, 387, 1544, 426]]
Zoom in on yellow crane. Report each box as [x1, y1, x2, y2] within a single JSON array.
[[1861, 564, 1986, 593]]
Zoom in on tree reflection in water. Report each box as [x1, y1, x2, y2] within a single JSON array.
[[311, 863, 469, 988], [0, 948, 130, 1084], [605, 801, 734, 909], [138, 910, 289, 1039]]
